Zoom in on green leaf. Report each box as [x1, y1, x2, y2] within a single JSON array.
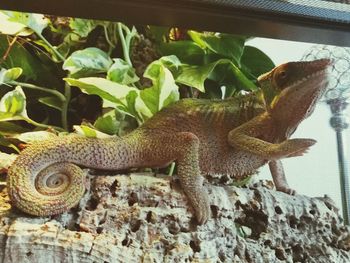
[[0, 133, 20, 153], [74, 125, 97, 138], [63, 47, 113, 77], [159, 41, 205, 65], [144, 55, 181, 80], [176, 64, 215, 92], [0, 86, 28, 120], [0, 121, 29, 135], [0, 112, 16, 122], [176, 59, 256, 92], [3, 11, 49, 35], [0, 35, 59, 83], [0, 11, 33, 36], [73, 125, 111, 138], [94, 113, 119, 135], [65, 77, 152, 121], [0, 152, 18, 170], [38, 97, 63, 111], [0, 67, 22, 84], [241, 46, 275, 79], [107, 58, 139, 85], [141, 65, 179, 115], [14, 131, 57, 143], [124, 90, 141, 120], [69, 18, 100, 37], [146, 26, 170, 44], [65, 77, 126, 106], [188, 31, 247, 65]]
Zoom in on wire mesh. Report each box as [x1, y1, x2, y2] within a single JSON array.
[[186, 0, 350, 23]]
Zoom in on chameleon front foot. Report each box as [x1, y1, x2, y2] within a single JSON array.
[[278, 138, 316, 159]]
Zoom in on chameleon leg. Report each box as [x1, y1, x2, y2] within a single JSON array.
[[228, 129, 316, 160], [173, 132, 211, 225], [142, 131, 211, 224], [269, 160, 296, 195]]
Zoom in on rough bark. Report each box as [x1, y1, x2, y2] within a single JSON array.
[[0, 172, 349, 263]]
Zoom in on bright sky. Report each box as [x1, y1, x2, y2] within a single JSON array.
[[247, 37, 344, 213]]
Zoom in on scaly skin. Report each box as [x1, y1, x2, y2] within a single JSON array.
[[7, 59, 331, 224]]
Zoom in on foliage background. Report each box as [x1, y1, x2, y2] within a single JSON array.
[[0, 11, 275, 170]]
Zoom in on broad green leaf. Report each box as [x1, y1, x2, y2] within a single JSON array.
[[241, 46, 275, 79], [176, 59, 256, 92], [0, 121, 29, 135], [94, 113, 119, 135], [144, 55, 181, 81], [69, 18, 100, 37], [188, 31, 246, 65], [73, 125, 111, 138], [176, 64, 215, 92], [65, 77, 152, 121], [141, 65, 179, 114], [63, 47, 113, 77], [0, 152, 18, 170], [107, 58, 139, 85], [38, 96, 63, 111], [0, 67, 22, 84], [160, 41, 205, 65], [146, 26, 170, 43], [0, 11, 33, 36], [74, 125, 97, 138], [0, 35, 59, 84], [3, 11, 49, 35], [125, 90, 141, 120], [14, 131, 57, 143], [0, 112, 16, 122], [0, 86, 28, 119], [0, 133, 20, 153], [65, 77, 136, 106]]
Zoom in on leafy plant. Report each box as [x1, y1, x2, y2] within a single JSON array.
[[0, 10, 275, 163]]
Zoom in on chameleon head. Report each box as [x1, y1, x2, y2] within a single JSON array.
[[258, 59, 332, 131]]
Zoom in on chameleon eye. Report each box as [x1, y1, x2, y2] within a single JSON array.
[[279, 70, 287, 79]]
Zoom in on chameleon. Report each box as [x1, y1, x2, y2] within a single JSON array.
[[7, 59, 331, 224]]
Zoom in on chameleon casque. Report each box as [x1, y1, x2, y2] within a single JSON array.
[[7, 59, 331, 224]]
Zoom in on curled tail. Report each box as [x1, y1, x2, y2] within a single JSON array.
[[7, 134, 138, 216]]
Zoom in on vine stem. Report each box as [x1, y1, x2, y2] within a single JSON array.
[[117, 23, 132, 66], [9, 81, 69, 130], [31, 32, 70, 130], [2, 35, 18, 62], [104, 25, 115, 55], [23, 117, 65, 132], [36, 32, 65, 61], [168, 162, 176, 176], [61, 83, 71, 130], [9, 81, 66, 102]]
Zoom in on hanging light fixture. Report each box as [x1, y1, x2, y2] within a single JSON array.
[[304, 45, 350, 224]]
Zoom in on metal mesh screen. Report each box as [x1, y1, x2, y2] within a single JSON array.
[[0, 0, 349, 46], [184, 0, 350, 23]]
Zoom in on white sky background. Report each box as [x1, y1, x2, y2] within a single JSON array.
[[247, 38, 344, 212]]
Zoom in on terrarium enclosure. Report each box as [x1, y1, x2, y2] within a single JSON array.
[[0, 0, 349, 262]]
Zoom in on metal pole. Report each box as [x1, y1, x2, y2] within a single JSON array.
[[335, 131, 350, 224], [328, 97, 350, 225]]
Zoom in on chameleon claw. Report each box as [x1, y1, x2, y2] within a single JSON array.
[[192, 191, 211, 225], [276, 185, 297, 195]]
